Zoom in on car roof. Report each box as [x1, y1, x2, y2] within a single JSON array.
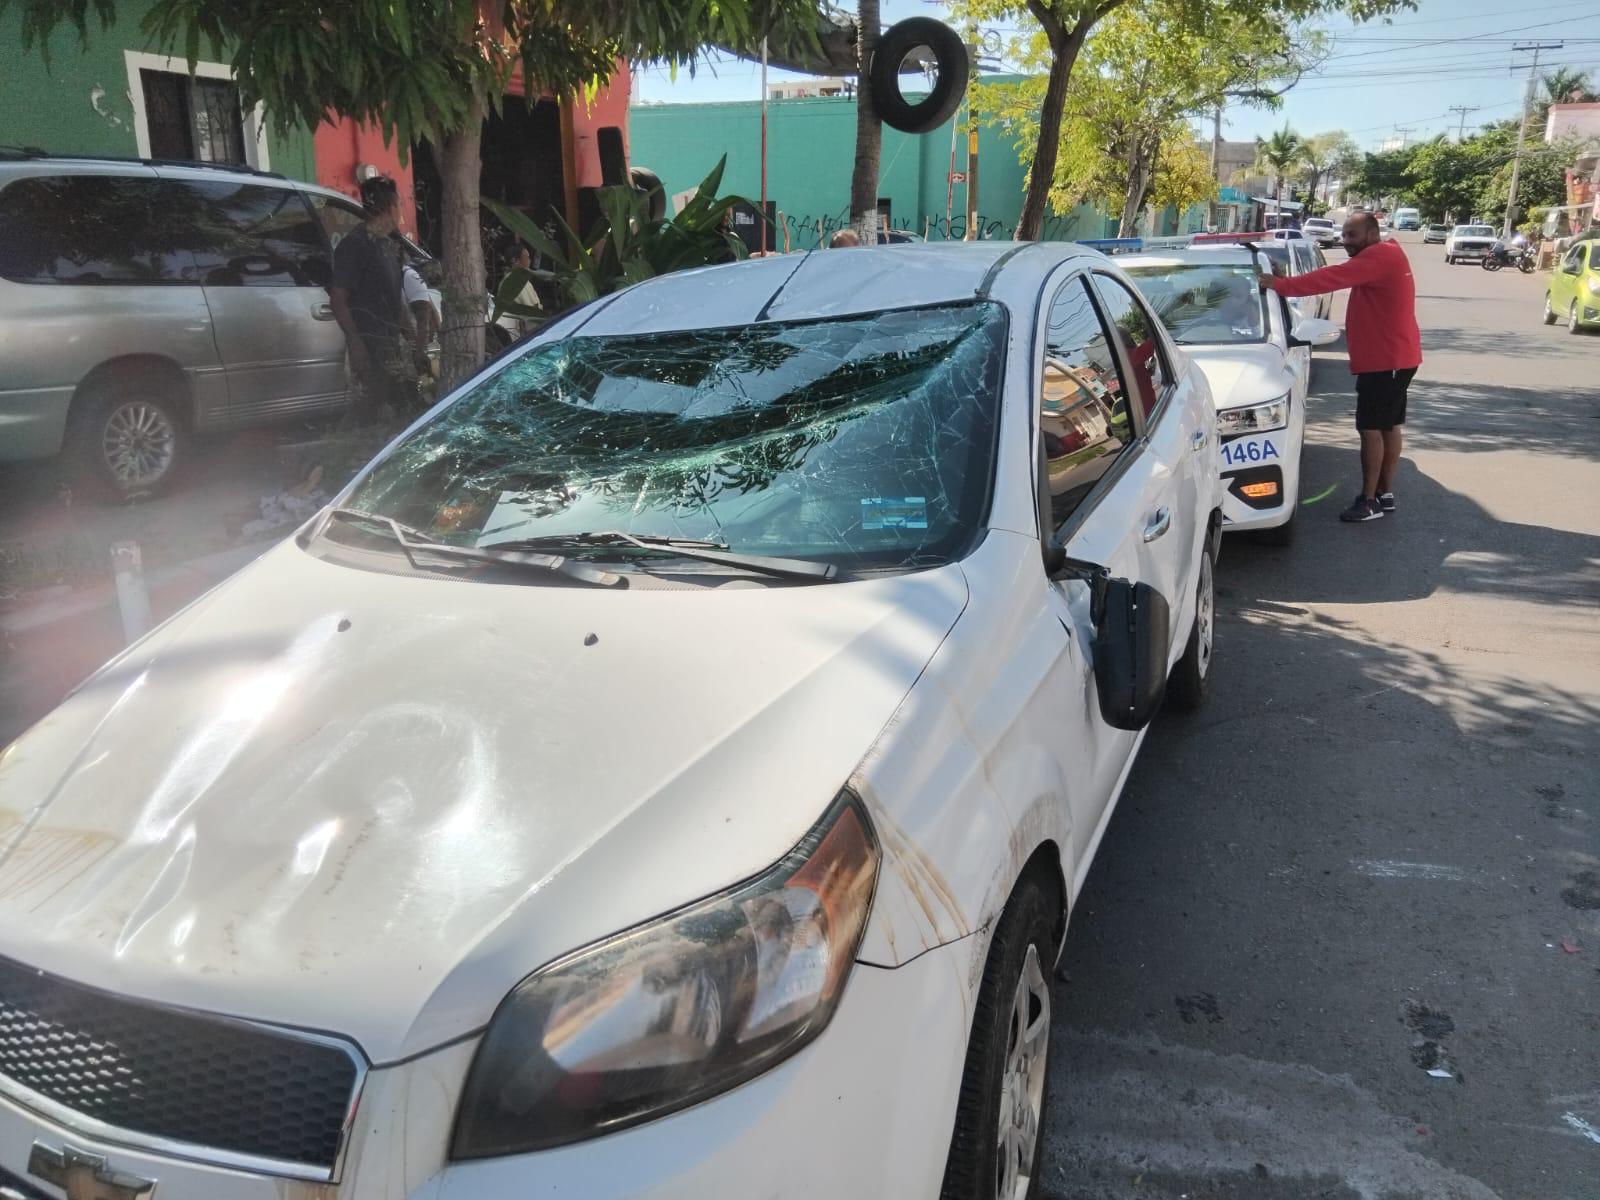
[[574, 242, 1101, 334], [1118, 246, 1257, 268]]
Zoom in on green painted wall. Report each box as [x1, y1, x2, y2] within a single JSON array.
[[630, 92, 1115, 248], [0, 0, 315, 181]]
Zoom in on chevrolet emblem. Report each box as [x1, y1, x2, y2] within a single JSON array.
[[27, 1143, 155, 1200]]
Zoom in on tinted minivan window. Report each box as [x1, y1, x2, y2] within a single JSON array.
[[0, 175, 195, 284], [177, 181, 329, 287]]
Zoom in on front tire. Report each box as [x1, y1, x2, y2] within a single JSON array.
[[1570, 301, 1583, 335], [68, 373, 188, 502], [1253, 504, 1297, 547], [1445, 254, 1454, 265], [1544, 292, 1558, 324], [1482, 257, 1501, 272], [1165, 542, 1214, 710], [939, 875, 1056, 1200]]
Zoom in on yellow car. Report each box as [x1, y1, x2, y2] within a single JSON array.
[[1545, 238, 1600, 333]]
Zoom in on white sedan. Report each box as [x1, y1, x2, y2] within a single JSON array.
[[0, 244, 1222, 1200], [1123, 246, 1340, 544], [1445, 224, 1498, 264]]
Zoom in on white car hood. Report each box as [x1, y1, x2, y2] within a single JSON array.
[[0, 543, 967, 1062], [1180, 343, 1296, 411]]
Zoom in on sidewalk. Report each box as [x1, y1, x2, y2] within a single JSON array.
[[0, 541, 270, 746]]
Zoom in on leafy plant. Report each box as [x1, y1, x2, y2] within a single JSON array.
[[485, 156, 749, 320]]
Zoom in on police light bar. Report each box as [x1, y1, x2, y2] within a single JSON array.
[[1190, 232, 1258, 243]]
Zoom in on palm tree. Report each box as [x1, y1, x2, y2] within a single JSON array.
[[1253, 126, 1309, 218], [1542, 67, 1597, 106]]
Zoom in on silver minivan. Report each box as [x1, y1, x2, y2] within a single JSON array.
[[0, 155, 422, 499]]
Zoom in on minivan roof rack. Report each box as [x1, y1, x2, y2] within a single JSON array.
[[0, 147, 284, 179]]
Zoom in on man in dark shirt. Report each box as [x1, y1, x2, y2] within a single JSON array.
[[330, 175, 415, 423]]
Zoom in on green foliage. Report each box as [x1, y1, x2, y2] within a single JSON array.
[[1479, 137, 1585, 225], [0, 0, 828, 148], [1299, 130, 1359, 196], [976, 0, 1309, 226], [485, 155, 748, 318], [1253, 125, 1308, 199], [1344, 147, 1416, 207]]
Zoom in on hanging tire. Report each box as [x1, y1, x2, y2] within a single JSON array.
[[68, 369, 188, 502], [871, 18, 969, 135], [939, 872, 1057, 1200], [1165, 543, 1214, 711]]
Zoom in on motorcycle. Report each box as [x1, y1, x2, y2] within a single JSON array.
[[1483, 242, 1536, 274]]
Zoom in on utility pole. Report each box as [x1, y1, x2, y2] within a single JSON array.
[[963, 26, 979, 241], [1392, 125, 1415, 150], [1448, 104, 1480, 142], [759, 35, 768, 254], [1505, 41, 1563, 237]]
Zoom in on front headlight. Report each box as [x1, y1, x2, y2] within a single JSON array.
[[1586, 277, 1600, 296], [452, 794, 880, 1158], [1217, 394, 1289, 436]]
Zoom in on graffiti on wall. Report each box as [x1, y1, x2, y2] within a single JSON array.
[[771, 207, 1092, 249]]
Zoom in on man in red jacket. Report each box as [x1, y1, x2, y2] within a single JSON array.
[[1260, 213, 1422, 522]]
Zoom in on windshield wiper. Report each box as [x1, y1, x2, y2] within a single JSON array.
[[320, 508, 622, 587], [482, 530, 839, 582]]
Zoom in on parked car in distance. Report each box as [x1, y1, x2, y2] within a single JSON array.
[[1124, 246, 1338, 546], [1445, 224, 1498, 264], [1423, 223, 1449, 245], [1544, 237, 1600, 333], [1392, 208, 1421, 231], [1301, 217, 1340, 248], [0, 153, 435, 500], [0, 242, 1223, 1200]]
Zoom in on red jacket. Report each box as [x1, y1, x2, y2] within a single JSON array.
[[1265, 240, 1421, 375]]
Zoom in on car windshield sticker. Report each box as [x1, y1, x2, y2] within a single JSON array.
[[860, 497, 929, 530]]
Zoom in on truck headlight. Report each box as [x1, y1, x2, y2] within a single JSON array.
[[1217, 395, 1289, 435], [451, 794, 880, 1158]]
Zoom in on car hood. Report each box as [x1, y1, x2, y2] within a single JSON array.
[[0, 543, 968, 1062], [1180, 343, 1296, 411]]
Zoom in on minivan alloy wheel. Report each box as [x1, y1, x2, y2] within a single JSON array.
[[102, 400, 177, 489], [996, 944, 1050, 1200]]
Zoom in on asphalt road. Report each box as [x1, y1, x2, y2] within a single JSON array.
[[1039, 233, 1600, 1199]]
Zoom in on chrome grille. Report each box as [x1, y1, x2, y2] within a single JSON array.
[[0, 953, 362, 1174]]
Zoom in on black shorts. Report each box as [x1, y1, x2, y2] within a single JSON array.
[[1354, 367, 1416, 431]]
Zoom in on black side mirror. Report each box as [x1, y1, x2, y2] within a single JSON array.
[[1042, 534, 1170, 731], [1090, 575, 1170, 731]]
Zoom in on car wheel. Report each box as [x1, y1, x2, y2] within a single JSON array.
[[1445, 254, 1454, 264], [1543, 292, 1558, 325], [939, 874, 1056, 1200], [69, 373, 188, 502], [1570, 301, 1583, 335], [1165, 542, 1214, 710]]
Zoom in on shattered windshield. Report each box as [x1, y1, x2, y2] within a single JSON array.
[[1126, 264, 1266, 345], [334, 302, 1007, 576]]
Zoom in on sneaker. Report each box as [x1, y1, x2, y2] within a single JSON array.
[[1340, 494, 1384, 523], [1377, 492, 1396, 513]]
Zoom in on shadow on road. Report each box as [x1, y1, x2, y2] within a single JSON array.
[[1243, 443, 1600, 608]]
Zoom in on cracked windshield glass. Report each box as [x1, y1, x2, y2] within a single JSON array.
[[1124, 264, 1266, 345], [335, 302, 1006, 575]]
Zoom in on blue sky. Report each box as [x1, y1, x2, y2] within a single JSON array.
[[633, 0, 1600, 151]]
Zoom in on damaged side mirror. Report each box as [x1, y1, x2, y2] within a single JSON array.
[[1045, 542, 1171, 732]]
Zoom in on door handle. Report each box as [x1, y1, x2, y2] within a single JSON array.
[[312, 302, 335, 321], [1142, 507, 1172, 542], [1190, 428, 1208, 452]]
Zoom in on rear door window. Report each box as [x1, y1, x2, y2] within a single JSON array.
[[1089, 273, 1171, 422], [0, 174, 196, 284], [173, 180, 329, 287]]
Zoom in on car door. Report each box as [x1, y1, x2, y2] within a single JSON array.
[[1552, 243, 1584, 314], [171, 174, 348, 423], [1033, 271, 1175, 865], [1086, 271, 1197, 624]]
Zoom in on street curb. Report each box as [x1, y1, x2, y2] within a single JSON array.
[[1, 541, 271, 638]]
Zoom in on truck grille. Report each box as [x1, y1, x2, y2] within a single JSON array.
[[0, 953, 362, 1174]]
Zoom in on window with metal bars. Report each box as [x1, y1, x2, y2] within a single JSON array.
[[140, 69, 247, 164]]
